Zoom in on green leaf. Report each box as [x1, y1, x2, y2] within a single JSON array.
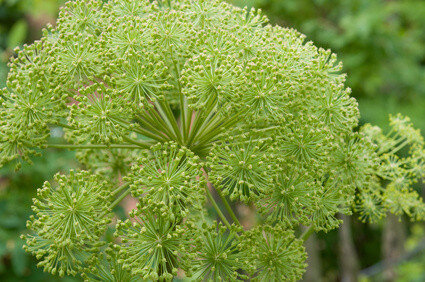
[[11, 240, 28, 276], [7, 19, 28, 49]]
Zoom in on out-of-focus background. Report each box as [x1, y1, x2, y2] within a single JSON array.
[[0, 2, 77, 281], [0, 0, 424, 281]]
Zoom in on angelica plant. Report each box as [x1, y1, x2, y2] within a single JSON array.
[[1, 0, 425, 281]]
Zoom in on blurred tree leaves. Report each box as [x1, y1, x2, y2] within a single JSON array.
[[0, 0, 65, 85], [395, 225, 425, 282], [6, 19, 26, 49], [0, 150, 77, 280], [0, 3, 75, 279]]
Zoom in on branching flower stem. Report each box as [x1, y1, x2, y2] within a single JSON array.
[[121, 135, 152, 149], [156, 99, 183, 143], [46, 144, 140, 149], [186, 98, 217, 146], [193, 113, 242, 146], [116, 118, 169, 143], [215, 185, 241, 226], [135, 114, 171, 140], [111, 182, 130, 197], [142, 104, 177, 140], [168, 45, 191, 142], [202, 166, 241, 227], [205, 182, 232, 229], [102, 186, 132, 218], [300, 225, 315, 242]]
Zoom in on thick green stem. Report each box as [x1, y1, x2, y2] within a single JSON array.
[[103, 187, 132, 217], [300, 225, 315, 242], [47, 144, 140, 149], [111, 183, 130, 197], [204, 183, 232, 229], [122, 135, 152, 149], [215, 186, 241, 226]]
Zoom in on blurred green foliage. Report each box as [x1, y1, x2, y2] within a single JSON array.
[[359, 224, 425, 282], [0, 151, 77, 281], [0, 0, 70, 280], [396, 225, 425, 282]]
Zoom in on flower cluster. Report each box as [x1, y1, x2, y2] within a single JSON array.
[[356, 115, 425, 222], [240, 224, 307, 281], [114, 202, 192, 280], [0, 0, 424, 280], [126, 142, 203, 218], [22, 170, 113, 276], [191, 222, 245, 281]]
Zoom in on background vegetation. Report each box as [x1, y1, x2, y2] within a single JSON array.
[[0, 1, 75, 281], [0, 0, 424, 280]]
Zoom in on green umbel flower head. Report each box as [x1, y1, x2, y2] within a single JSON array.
[[192, 222, 246, 281], [208, 137, 274, 202], [126, 142, 203, 217], [240, 224, 307, 281], [355, 178, 385, 223], [115, 203, 193, 281], [76, 147, 140, 179], [22, 170, 113, 276], [257, 166, 319, 225], [82, 244, 142, 282], [357, 115, 425, 221]]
